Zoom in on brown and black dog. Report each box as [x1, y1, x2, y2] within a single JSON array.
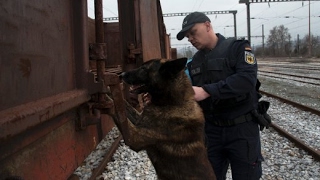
[[120, 58, 216, 180]]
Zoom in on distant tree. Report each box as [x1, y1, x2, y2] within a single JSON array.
[[266, 25, 291, 57], [252, 45, 264, 57], [299, 34, 320, 57]]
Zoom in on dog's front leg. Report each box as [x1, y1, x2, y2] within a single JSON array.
[[125, 119, 171, 152]]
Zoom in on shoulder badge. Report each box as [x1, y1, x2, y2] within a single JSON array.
[[244, 51, 256, 65]]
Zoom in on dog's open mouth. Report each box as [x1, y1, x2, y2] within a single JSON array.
[[129, 84, 147, 94]]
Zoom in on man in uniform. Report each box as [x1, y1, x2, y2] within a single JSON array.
[[177, 12, 269, 180]]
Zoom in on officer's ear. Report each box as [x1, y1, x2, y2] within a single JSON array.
[[205, 21, 211, 32]]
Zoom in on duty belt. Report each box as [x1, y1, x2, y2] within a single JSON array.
[[209, 112, 253, 126]]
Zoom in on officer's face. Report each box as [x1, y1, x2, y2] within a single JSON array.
[[185, 22, 211, 50]]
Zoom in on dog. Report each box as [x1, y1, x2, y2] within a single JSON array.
[[120, 58, 216, 180]]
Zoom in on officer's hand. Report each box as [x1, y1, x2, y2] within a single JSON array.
[[251, 109, 271, 131], [263, 113, 271, 129], [192, 86, 210, 101]]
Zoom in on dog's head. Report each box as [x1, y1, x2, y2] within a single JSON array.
[[121, 58, 188, 94]]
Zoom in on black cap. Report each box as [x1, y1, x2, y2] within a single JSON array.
[[176, 12, 211, 40]]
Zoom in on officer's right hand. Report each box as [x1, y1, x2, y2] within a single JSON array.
[[192, 86, 210, 101]]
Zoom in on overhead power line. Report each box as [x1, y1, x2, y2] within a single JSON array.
[[239, 0, 320, 3], [239, 0, 319, 56], [103, 11, 238, 38], [103, 10, 237, 21]]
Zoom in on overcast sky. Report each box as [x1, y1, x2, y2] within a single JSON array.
[[88, 0, 320, 48]]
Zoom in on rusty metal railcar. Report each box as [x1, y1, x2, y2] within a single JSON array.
[[0, 0, 175, 179]]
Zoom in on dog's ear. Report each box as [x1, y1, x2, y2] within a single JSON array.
[[159, 58, 188, 78]]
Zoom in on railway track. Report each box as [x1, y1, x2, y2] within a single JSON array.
[[258, 70, 320, 86], [259, 63, 320, 71], [259, 70, 320, 82], [260, 90, 320, 162]]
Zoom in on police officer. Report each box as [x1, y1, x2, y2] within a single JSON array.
[[177, 12, 265, 180]]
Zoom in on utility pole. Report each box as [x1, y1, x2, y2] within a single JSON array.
[[262, 24, 265, 58], [289, 35, 291, 58], [246, 2, 251, 43], [297, 34, 300, 56], [308, 0, 312, 57]]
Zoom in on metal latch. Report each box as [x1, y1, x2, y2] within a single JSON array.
[[127, 43, 141, 59]]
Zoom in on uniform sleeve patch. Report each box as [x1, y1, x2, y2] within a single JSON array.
[[244, 51, 256, 65]]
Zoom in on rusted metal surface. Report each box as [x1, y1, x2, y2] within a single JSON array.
[[118, 0, 139, 68], [164, 34, 171, 59], [0, 90, 90, 141], [89, 43, 107, 61], [77, 104, 102, 131], [94, 0, 106, 82], [0, 0, 173, 179], [0, 0, 75, 111], [0, 0, 116, 179], [104, 23, 122, 67], [139, 0, 162, 61], [0, 114, 115, 179], [73, 0, 90, 90], [156, 0, 168, 59]]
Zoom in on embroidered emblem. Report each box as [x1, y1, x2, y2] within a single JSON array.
[[191, 67, 201, 75], [245, 51, 256, 64]]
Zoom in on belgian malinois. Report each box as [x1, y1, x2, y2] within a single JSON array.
[[120, 58, 216, 180]]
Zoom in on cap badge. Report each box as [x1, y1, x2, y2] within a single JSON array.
[[183, 21, 187, 26]]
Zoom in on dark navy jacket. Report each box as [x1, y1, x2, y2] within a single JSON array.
[[188, 34, 258, 121]]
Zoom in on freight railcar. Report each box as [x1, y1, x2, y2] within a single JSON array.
[[0, 0, 175, 179]]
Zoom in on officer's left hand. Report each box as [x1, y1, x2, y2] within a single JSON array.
[[192, 86, 210, 101]]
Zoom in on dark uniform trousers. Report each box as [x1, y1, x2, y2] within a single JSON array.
[[205, 115, 263, 180]]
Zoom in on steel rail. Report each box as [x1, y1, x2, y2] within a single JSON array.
[[270, 123, 320, 161], [89, 135, 123, 180], [259, 70, 320, 81], [260, 90, 320, 116], [259, 73, 320, 86], [259, 64, 320, 71]]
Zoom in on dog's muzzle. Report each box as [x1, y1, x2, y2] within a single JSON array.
[[119, 72, 126, 79]]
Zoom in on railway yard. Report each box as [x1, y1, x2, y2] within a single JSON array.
[[73, 57, 320, 180], [2, 1, 320, 180]]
